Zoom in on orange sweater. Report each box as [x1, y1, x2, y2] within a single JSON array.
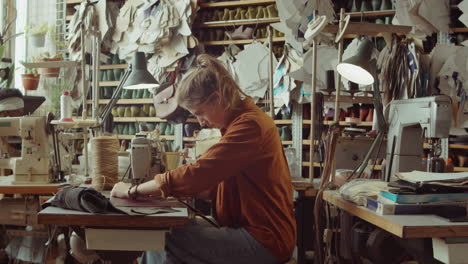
[[155, 98, 296, 262]]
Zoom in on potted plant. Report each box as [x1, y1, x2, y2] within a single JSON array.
[[20, 61, 41, 90], [36, 52, 63, 77], [25, 22, 53, 48]]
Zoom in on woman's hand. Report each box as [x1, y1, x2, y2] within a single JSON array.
[[111, 182, 132, 199]]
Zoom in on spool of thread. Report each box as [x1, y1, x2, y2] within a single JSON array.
[[60, 91, 73, 121], [91, 136, 119, 191]]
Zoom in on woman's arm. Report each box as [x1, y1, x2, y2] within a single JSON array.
[[110, 176, 162, 199]]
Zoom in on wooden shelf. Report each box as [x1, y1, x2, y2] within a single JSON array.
[[51, 119, 97, 128], [450, 144, 468, 150], [184, 137, 290, 145], [202, 37, 285, 46], [274, 120, 293, 125], [302, 162, 322, 167], [194, 17, 280, 28], [346, 10, 395, 18], [199, 0, 276, 8], [117, 135, 175, 140], [100, 81, 120, 86], [454, 167, 468, 172], [113, 117, 165, 122], [100, 64, 127, 70], [66, 0, 82, 4], [323, 95, 374, 104], [302, 120, 373, 127], [302, 161, 382, 171], [22, 61, 79, 68], [86, 99, 153, 105], [302, 140, 320, 145], [451, 28, 468, 33], [324, 22, 411, 36]]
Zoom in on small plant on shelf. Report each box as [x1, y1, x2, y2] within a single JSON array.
[[35, 52, 63, 77], [19, 61, 40, 90]]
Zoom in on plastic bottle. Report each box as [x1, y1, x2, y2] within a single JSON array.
[[60, 91, 73, 121]]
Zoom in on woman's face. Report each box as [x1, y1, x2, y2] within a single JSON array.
[[187, 94, 227, 129]]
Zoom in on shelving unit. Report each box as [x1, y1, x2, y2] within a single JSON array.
[[63, 0, 468, 174]]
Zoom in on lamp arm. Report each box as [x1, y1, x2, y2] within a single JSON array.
[[100, 65, 132, 125]]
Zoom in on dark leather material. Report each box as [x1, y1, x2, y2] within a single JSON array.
[[44, 186, 124, 214], [152, 60, 189, 123]]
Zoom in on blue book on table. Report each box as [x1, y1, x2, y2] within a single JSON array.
[[380, 191, 468, 204], [366, 197, 467, 216]]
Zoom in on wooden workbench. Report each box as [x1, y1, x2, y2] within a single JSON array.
[[0, 176, 66, 195], [39, 206, 190, 252], [38, 206, 189, 229], [323, 190, 468, 238]]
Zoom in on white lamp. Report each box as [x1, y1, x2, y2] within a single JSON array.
[[336, 38, 374, 85]]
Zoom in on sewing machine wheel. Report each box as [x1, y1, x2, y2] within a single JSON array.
[[46, 112, 56, 135]]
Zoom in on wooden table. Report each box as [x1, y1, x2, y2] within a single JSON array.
[[322, 190, 468, 238], [0, 176, 68, 226], [38, 206, 189, 229], [0, 175, 66, 195], [38, 205, 190, 252]]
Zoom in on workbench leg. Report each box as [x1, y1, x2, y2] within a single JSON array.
[[295, 195, 315, 264]]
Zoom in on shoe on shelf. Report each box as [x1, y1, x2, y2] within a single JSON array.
[[266, 4, 278, 17], [228, 9, 236, 20], [359, 106, 369, 121], [221, 8, 230, 20], [255, 6, 264, 19], [234, 7, 242, 20], [365, 108, 374, 122]]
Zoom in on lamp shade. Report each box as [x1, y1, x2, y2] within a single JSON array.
[[336, 39, 374, 85], [123, 52, 159, 90]]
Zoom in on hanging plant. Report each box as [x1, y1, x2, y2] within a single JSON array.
[[25, 22, 54, 48]]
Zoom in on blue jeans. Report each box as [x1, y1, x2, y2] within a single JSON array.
[[141, 219, 281, 264]]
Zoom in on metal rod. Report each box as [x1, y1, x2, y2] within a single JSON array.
[[267, 25, 275, 119], [309, 12, 318, 183], [334, 8, 345, 123], [330, 8, 346, 184], [83, 132, 89, 177], [80, 24, 87, 120], [100, 67, 132, 125], [386, 135, 397, 182], [80, 24, 89, 177]]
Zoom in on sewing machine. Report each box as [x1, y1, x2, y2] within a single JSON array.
[[385, 95, 452, 179], [0, 116, 53, 184], [130, 135, 163, 185]]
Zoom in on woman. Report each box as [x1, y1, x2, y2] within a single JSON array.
[[111, 54, 296, 264]]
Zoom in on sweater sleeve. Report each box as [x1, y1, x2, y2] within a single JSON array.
[[155, 117, 262, 198]]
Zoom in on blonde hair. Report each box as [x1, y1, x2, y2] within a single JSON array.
[[176, 54, 246, 112]]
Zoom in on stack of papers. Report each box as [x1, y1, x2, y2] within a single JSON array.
[[396, 171, 468, 187]]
